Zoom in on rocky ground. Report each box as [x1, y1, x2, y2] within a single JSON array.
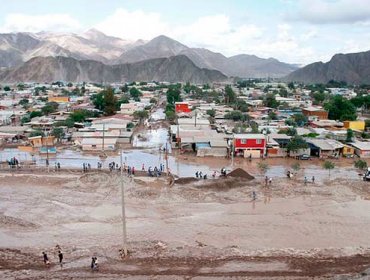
[[0, 169, 370, 279]]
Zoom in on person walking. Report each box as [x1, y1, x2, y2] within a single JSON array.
[[252, 191, 257, 201], [58, 250, 63, 266], [132, 166, 135, 175], [142, 163, 145, 171], [42, 252, 50, 265], [304, 177, 308, 185], [91, 257, 95, 270], [265, 176, 268, 186], [312, 176, 315, 183]]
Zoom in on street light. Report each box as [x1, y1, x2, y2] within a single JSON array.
[[119, 149, 128, 256]]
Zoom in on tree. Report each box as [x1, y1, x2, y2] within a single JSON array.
[[51, 127, 65, 142], [293, 114, 308, 127], [322, 161, 335, 178], [29, 129, 44, 137], [346, 128, 354, 142], [165, 110, 176, 121], [166, 86, 182, 104], [268, 112, 278, 120], [206, 109, 216, 118], [3, 86, 11, 91], [121, 84, 129, 93], [133, 110, 149, 124], [324, 95, 357, 121], [103, 88, 118, 115], [21, 116, 30, 124], [224, 85, 236, 104], [354, 159, 367, 171], [41, 102, 59, 115], [286, 127, 297, 136], [224, 110, 247, 121], [312, 91, 327, 105], [17, 83, 25, 91], [263, 93, 279, 108], [291, 162, 301, 174], [288, 82, 295, 90], [286, 136, 308, 154], [129, 87, 142, 99], [257, 162, 269, 176], [18, 98, 30, 109], [30, 111, 43, 119]]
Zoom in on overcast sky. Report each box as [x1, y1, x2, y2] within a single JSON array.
[[1, 0, 370, 65]]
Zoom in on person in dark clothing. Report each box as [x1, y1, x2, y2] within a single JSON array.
[[58, 251, 63, 266], [195, 171, 199, 178], [42, 252, 50, 265], [91, 257, 95, 269]]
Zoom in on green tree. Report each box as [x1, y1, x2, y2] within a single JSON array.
[[263, 93, 280, 108], [324, 95, 357, 121], [21, 116, 30, 124], [286, 127, 297, 136], [17, 83, 25, 91], [206, 109, 216, 118], [293, 114, 308, 127], [288, 82, 295, 90], [133, 110, 149, 124], [268, 112, 278, 120], [30, 111, 43, 119], [322, 161, 335, 178], [18, 98, 30, 109], [354, 159, 367, 171], [103, 88, 117, 115], [165, 110, 176, 121], [286, 136, 308, 154], [312, 91, 327, 105], [29, 129, 44, 137], [129, 87, 142, 99], [3, 86, 11, 91], [225, 110, 246, 121], [224, 85, 236, 104], [346, 128, 354, 142], [166, 87, 182, 104], [51, 127, 65, 142], [121, 84, 129, 93], [41, 102, 59, 115], [291, 162, 301, 174]]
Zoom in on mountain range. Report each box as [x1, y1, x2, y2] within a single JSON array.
[[0, 29, 298, 83], [0, 55, 227, 84], [286, 50, 370, 85]]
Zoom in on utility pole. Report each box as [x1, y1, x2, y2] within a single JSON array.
[[102, 123, 105, 153], [231, 138, 234, 170], [119, 150, 128, 256], [165, 142, 169, 177]]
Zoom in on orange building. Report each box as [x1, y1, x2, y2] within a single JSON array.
[[175, 102, 191, 113], [302, 107, 328, 120], [48, 96, 70, 103]]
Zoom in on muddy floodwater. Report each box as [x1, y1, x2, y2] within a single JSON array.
[[0, 171, 370, 278]]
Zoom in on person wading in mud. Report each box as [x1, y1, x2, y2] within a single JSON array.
[[58, 250, 63, 267], [42, 252, 50, 265], [265, 176, 268, 186]]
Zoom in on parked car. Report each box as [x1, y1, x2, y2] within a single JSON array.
[[297, 154, 310, 160]]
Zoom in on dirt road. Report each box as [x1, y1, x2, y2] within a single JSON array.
[[0, 171, 370, 278]]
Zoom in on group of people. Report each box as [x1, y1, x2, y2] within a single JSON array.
[[42, 245, 63, 267], [304, 176, 315, 184], [54, 162, 61, 171], [264, 176, 273, 186], [195, 171, 207, 179], [42, 245, 99, 271], [109, 161, 119, 172], [148, 165, 163, 177], [82, 163, 91, 172], [7, 157, 19, 168]]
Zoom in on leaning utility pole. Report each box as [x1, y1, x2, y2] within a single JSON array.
[[119, 149, 128, 256]]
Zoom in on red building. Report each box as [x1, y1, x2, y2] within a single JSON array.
[[233, 134, 266, 158], [175, 102, 191, 113]]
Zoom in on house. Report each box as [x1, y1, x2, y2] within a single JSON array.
[[196, 139, 229, 157], [349, 141, 370, 158], [175, 102, 191, 113], [81, 138, 117, 151], [343, 120, 365, 131], [306, 138, 344, 158], [28, 136, 56, 148], [48, 96, 70, 103], [302, 107, 328, 120], [233, 134, 266, 158]]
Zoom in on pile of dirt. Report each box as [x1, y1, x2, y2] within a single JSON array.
[[227, 168, 255, 180], [175, 177, 198, 185]]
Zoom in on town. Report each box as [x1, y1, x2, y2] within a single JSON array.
[[1, 80, 370, 177]]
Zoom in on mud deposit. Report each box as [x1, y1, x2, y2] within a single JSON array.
[[0, 171, 370, 278]]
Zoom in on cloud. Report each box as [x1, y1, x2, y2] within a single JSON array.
[[95, 8, 169, 40], [287, 0, 370, 24], [0, 13, 81, 33]]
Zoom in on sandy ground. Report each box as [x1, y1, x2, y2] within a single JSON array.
[[1, 170, 370, 279]]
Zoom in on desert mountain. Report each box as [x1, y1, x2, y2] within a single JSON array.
[[0, 55, 228, 84], [286, 50, 370, 84], [0, 30, 297, 78], [119, 35, 297, 78]]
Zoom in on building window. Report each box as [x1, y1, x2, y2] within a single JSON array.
[[241, 139, 247, 144], [256, 139, 262, 144]]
